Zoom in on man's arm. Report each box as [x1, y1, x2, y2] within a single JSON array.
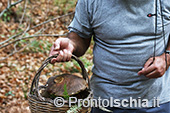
[[138, 35, 170, 78], [67, 32, 91, 57], [165, 35, 170, 67], [49, 32, 91, 63], [166, 35, 170, 51]]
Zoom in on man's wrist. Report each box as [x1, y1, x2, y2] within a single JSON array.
[[165, 50, 170, 67]]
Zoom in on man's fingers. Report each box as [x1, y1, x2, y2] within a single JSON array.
[[56, 50, 64, 62], [63, 49, 72, 61], [67, 51, 72, 61], [145, 69, 163, 78], [138, 64, 155, 76], [51, 58, 57, 64], [138, 68, 144, 76], [143, 58, 154, 69], [49, 50, 59, 63], [49, 38, 74, 63], [49, 49, 72, 63], [138, 58, 154, 76], [145, 71, 158, 78], [50, 51, 59, 56], [50, 50, 70, 63], [54, 40, 60, 50], [55, 50, 72, 62], [63, 49, 68, 61]]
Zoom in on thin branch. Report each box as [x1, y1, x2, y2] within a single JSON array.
[[0, 31, 22, 46], [7, 0, 12, 8], [31, 12, 75, 29], [0, 12, 74, 46], [16, 0, 28, 36], [0, 21, 30, 48], [0, 43, 29, 61], [0, 33, 67, 61], [18, 0, 28, 29], [0, 0, 24, 17], [0, 25, 48, 61], [0, 33, 67, 49]]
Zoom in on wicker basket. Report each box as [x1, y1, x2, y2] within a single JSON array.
[[28, 54, 92, 113]]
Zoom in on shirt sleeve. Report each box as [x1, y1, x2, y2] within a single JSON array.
[[68, 0, 93, 38]]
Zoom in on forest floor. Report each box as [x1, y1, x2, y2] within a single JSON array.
[[0, 0, 93, 112]]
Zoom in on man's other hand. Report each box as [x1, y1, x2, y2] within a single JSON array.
[[138, 53, 170, 78]]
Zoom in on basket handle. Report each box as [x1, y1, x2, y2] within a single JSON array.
[[29, 54, 90, 101]]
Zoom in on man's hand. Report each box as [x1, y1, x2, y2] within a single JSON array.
[[49, 38, 75, 63], [49, 32, 91, 63], [138, 53, 170, 78]]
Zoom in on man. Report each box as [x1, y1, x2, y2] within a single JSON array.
[[50, 0, 170, 112]]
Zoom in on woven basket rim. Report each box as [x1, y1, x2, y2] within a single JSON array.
[[28, 54, 92, 112]]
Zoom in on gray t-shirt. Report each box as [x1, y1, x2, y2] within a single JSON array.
[[68, 0, 170, 108]]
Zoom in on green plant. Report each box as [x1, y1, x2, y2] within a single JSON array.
[[67, 104, 82, 113], [23, 90, 28, 99], [5, 91, 15, 96], [45, 40, 53, 51], [54, 0, 77, 13], [30, 40, 42, 52], [2, 10, 11, 22], [3, 13, 11, 22], [64, 61, 80, 73], [11, 29, 16, 34], [49, 94, 57, 99], [60, 56, 93, 74], [21, 39, 27, 43], [80, 57, 93, 69], [63, 83, 70, 100], [24, 40, 52, 53]]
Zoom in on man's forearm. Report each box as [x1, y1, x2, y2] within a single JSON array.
[[165, 35, 170, 67], [166, 35, 170, 50], [67, 32, 91, 57]]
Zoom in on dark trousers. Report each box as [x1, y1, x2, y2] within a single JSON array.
[[91, 102, 170, 113]]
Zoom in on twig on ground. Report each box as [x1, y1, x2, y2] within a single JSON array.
[[31, 12, 75, 30], [0, 42, 29, 61], [0, 33, 67, 61], [0, 33, 67, 49], [17, 0, 28, 32], [0, 12, 74, 46], [0, 0, 24, 17], [7, 0, 12, 8]]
